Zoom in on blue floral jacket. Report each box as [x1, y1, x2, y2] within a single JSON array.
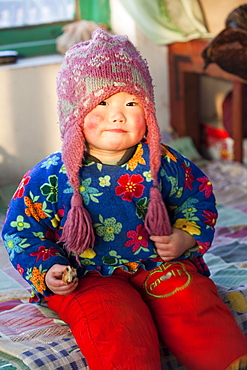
[[2, 142, 217, 301]]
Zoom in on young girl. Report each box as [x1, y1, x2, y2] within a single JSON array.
[[2, 29, 247, 370]]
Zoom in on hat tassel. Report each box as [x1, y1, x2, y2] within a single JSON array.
[[59, 191, 95, 262], [145, 187, 172, 236]]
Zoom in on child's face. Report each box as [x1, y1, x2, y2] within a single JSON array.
[[84, 92, 146, 159]]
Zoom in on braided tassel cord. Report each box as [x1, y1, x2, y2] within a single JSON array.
[[59, 191, 95, 262], [145, 187, 171, 236]]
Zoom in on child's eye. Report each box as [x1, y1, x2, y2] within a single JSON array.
[[126, 102, 137, 106], [98, 101, 107, 105]]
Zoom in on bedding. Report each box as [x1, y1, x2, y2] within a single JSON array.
[[0, 155, 247, 370]]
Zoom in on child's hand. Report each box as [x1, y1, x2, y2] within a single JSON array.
[[45, 264, 78, 295], [150, 227, 196, 262]]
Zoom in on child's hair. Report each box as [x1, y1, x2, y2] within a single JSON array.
[[57, 28, 171, 259]]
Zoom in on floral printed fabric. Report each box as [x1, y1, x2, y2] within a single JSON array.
[[2, 142, 217, 301]]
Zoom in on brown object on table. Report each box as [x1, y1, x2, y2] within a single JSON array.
[[202, 28, 247, 81]]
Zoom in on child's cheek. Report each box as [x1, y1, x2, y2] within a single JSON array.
[[84, 112, 104, 132], [134, 115, 146, 130]]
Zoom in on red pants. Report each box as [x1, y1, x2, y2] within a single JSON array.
[[46, 260, 247, 370]]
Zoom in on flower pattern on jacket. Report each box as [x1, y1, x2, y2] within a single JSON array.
[[115, 174, 144, 201], [125, 225, 149, 253], [1, 142, 218, 302]]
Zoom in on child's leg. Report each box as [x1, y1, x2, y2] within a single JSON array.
[[131, 260, 247, 370], [46, 271, 161, 370]]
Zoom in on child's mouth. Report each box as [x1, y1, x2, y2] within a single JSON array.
[[106, 129, 126, 133]]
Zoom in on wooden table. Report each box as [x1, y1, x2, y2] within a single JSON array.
[[168, 39, 246, 162]]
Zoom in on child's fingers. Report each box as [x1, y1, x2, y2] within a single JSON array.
[[150, 235, 170, 243]]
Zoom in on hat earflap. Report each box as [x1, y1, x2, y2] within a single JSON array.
[[58, 123, 95, 261], [144, 113, 172, 236]]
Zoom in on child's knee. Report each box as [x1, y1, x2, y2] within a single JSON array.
[[143, 260, 196, 301]]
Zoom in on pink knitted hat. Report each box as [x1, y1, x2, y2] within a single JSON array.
[[57, 28, 171, 257]]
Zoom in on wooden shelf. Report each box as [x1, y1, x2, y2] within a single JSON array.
[[168, 38, 246, 162]]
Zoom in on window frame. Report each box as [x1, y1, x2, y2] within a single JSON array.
[[0, 0, 110, 58]]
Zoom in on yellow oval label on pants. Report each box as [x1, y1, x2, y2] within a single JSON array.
[[144, 262, 192, 298]]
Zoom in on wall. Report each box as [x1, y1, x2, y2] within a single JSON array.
[[0, 56, 63, 186], [200, 0, 245, 34]]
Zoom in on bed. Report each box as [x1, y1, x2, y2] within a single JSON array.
[[0, 135, 247, 370], [1, 34, 247, 370]]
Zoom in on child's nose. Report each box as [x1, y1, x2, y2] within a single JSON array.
[[110, 110, 125, 123]]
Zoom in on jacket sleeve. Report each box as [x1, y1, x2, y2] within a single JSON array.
[[1, 153, 72, 298], [160, 145, 218, 258]]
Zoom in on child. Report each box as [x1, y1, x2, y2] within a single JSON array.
[[2, 29, 247, 370]]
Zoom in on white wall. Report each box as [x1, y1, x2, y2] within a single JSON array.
[[0, 57, 63, 185]]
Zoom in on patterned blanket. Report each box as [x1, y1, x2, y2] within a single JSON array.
[[0, 158, 247, 370]]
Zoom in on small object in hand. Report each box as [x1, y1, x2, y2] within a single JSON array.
[[62, 266, 78, 283]]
